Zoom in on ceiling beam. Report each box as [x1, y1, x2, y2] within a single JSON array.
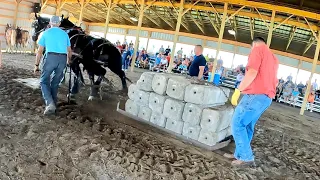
[[286, 26, 297, 50], [47, 0, 320, 31], [188, 12, 205, 34]]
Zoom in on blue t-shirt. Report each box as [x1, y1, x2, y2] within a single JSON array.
[[38, 27, 70, 54], [141, 54, 148, 61], [189, 54, 206, 76], [292, 91, 299, 97], [122, 50, 131, 60], [155, 57, 161, 65]]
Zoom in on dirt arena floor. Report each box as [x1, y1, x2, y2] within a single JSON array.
[[0, 53, 320, 180]]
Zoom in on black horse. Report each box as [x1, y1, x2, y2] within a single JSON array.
[[32, 14, 129, 100]]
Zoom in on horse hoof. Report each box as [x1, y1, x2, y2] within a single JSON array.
[[88, 96, 95, 101]]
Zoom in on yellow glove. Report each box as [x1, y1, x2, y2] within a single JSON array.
[[231, 89, 241, 106]]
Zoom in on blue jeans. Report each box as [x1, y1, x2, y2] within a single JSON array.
[[122, 58, 130, 70], [40, 54, 67, 106], [232, 94, 272, 161]]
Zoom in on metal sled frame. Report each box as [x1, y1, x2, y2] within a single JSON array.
[[116, 101, 230, 151]]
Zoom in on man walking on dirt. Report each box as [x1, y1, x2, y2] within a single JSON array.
[[227, 37, 279, 167], [34, 16, 72, 115]]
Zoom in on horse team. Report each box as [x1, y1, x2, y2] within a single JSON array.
[[4, 24, 29, 53], [32, 14, 130, 101]]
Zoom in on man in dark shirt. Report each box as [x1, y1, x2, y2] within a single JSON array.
[[189, 45, 206, 80], [164, 46, 171, 56]]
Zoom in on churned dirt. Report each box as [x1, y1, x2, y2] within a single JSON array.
[[0, 53, 319, 180]]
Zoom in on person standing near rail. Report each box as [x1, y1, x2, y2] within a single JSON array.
[[34, 16, 72, 115], [226, 37, 279, 167]]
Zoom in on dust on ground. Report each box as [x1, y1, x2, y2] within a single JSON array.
[[0, 53, 319, 180]]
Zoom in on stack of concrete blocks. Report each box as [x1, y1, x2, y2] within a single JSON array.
[[125, 72, 234, 147]]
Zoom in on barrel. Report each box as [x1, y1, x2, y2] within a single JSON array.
[[213, 73, 221, 85]]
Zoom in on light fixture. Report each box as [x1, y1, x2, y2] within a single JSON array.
[[228, 29, 236, 35], [130, 17, 138, 22]]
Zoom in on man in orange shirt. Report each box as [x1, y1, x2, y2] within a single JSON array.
[[226, 37, 279, 167]]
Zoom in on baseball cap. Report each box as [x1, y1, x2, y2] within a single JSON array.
[[50, 16, 60, 24]]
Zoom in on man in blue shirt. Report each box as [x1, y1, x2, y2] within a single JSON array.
[[34, 16, 72, 115], [122, 46, 131, 71], [189, 45, 206, 80]]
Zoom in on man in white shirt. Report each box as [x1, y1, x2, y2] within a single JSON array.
[[312, 79, 318, 90]]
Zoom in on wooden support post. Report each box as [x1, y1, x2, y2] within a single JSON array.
[[300, 32, 320, 115], [167, 0, 184, 73], [103, 0, 112, 38], [130, 0, 145, 72], [13, 0, 22, 27], [55, 0, 61, 15], [209, 3, 228, 82], [267, 10, 276, 47], [123, 29, 128, 43], [77, 0, 85, 26], [146, 31, 151, 52]]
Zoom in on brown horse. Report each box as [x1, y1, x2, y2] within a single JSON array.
[[16, 27, 29, 53], [5, 24, 16, 53]]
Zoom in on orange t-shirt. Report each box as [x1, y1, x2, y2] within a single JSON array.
[[166, 56, 171, 63], [242, 44, 279, 98], [308, 93, 315, 103]]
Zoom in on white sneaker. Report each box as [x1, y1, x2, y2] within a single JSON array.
[[310, 110, 313, 112], [44, 103, 56, 115]]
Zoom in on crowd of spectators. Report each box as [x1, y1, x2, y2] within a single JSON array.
[[275, 75, 320, 112]]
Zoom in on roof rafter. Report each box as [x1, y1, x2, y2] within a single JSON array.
[[89, 4, 123, 24], [188, 11, 205, 34], [303, 36, 316, 54], [286, 26, 297, 50], [150, 7, 174, 29], [249, 17, 254, 40], [205, 11, 220, 35]]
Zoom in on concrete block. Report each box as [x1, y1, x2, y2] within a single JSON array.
[[217, 106, 234, 132], [148, 93, 167, 114], [165, 119, 184, 134], [198, 128, 228, 146], [182, 123, 201, 140], [152, 73, 171, 95], [138, 106, 152, 122], [150, 112, 167, 127], [136, 72, 156, 91], [128, 84, 137, 101], [200, 105, 234, 132], [135, 89, 150, 106], [184, 84, 230, 105], [163, 98, 185, 121], [182, 103, 203, 126], [125, 99, 139, 116], [166, 77, 191, 100]]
